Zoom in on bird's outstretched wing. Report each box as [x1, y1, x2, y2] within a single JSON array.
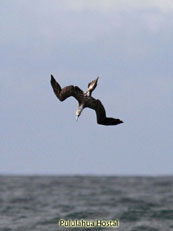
[[85, 98, 123, 126], [50, 75, 84, 104]]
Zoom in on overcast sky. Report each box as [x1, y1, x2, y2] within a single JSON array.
[[1, 0, 173, 175]]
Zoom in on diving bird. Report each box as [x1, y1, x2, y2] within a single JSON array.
[[50, 75, 123, 126]]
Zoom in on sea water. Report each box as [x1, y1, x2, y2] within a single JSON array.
[[0, 176, 172, 231]]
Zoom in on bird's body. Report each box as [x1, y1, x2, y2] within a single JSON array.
[[50, 75, 123, 126]]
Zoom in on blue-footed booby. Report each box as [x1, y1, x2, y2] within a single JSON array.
[[50, 75, 123, 126]]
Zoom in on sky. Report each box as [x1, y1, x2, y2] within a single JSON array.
[[0, 0, 173, 175]]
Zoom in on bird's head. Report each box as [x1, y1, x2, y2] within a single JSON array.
[[76, 105, 84, 121], [76, 109, 81, 121]]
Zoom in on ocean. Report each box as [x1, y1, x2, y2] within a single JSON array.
[[0, 176, 172, 231]]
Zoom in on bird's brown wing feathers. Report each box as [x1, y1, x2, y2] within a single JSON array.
[[50, 75, 84, 104], [85, 98, 123, 126]]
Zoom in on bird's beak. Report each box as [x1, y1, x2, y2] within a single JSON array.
[[76, 116, 78, 121]]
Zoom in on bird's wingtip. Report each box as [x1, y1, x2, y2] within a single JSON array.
[[50, 74, 55, 82]]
